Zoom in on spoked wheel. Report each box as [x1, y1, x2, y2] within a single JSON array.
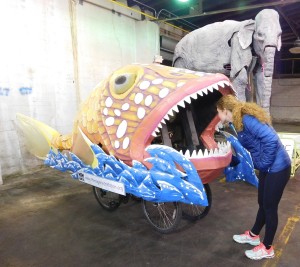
[[182, 183, 212, 221], [142, 200, 182, 234], [93, 187, 121, 211]]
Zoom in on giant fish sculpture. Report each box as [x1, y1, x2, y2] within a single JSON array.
[[17, 63, 235, 204]]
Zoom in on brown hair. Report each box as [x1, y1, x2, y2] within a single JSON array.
[[216, 95, 271, 131]]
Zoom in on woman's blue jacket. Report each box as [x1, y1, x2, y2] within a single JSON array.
[[236, 115, 291, 173]]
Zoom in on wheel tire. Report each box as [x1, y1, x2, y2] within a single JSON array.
[[93, 187, 121, 211], [142, 200, 182, 234], [182, 183, 212, 221]]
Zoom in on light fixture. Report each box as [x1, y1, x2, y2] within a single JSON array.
[[289, 38, 300, 54], [178, 0, 189, 2]]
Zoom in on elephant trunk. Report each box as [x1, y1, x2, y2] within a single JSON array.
[[254, 46, 276, 113], [263, 46, 276, 77]]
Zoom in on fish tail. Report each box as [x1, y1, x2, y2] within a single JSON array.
[[16, 113, 72, 159]]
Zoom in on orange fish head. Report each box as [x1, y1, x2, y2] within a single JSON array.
[[80, 64, 235, 183]]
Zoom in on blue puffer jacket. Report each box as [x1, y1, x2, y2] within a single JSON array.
[[236, 115, 291, 173]]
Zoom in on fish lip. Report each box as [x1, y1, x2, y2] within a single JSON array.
[[130, 74, 235, 165]]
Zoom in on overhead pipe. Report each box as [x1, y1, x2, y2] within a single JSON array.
[[130, 0, 157, 18], [157, 9, 199, 30]]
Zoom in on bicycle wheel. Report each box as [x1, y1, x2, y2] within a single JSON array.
[[182, 183, 212, 221], [93, 187, 121, 211], [142, 200, 182, 234]]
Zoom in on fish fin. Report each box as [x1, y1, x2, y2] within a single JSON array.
[[71, 127, 99, 168]]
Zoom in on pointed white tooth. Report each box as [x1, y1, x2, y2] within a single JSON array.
[[215, 121, 224, 131], [190, 93, 198, 99], [158, 123, 162, 128], [202, 88, 208, 95], [161, 118, 166, 124], [185, 150, 191, 158], [197, 91, 203, 97], [168, 109, 174, 117], [179, 150, 183, 154], [217, 81, 225, 88], [224, 81, 230, 86], [209, 149, 214, 156], [214, 148, 219, 155], [155, 128, 160, 133], [151, 132, 157, 137], [204, 149, 209, 157], [191, 150, 197, 158], [178, 100, 185, 108], [164, 114, 170, 121], [212, 83, 219, 90], [207, 86, 214, 93], [172, 105, 179, 113], [197, 150, 204, 158], [184, 96, 192, 104]]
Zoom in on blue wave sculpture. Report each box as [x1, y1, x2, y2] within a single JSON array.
[[223, 133, 259, 187], [44, 144, 208, 206]]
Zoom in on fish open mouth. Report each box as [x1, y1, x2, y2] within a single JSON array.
[[131, 75, 235, 183]]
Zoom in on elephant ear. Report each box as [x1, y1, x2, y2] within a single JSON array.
[[237, 19, 255, 49]]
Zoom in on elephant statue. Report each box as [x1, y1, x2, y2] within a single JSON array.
[[173, 9, 282, 112]]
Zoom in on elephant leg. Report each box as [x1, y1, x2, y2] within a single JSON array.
[[231, 67, 248, 101], [173, 57, 186, 68]]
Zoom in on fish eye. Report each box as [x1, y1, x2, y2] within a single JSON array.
[[114, 73, 136, 94]]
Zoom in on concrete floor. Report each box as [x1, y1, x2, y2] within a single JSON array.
[[1, 123, 300, 267]]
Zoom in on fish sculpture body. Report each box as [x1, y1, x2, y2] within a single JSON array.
[[17, 63, 235, 186]]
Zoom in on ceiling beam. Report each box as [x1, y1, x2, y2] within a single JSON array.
[[153, 0, 300, 22]]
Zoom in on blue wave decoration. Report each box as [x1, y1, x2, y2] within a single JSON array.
[[44, 144, 208, 206], [223, 133, 259, 188]]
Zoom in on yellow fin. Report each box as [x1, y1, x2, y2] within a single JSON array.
[[16, 113, 60, 159], [71, 127, 99, 168]]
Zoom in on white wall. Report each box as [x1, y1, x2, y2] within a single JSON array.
[[0, 0, 159, 178]]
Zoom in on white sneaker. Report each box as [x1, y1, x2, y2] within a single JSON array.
[[233, 230, 260, 246], [245, 243, 275, 260]]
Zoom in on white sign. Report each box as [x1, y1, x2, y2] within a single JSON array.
[[280, 138, 295, 160], [78, 172, 126, 196]]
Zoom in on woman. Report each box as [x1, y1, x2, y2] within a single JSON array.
[[216, 95, 291, 260]]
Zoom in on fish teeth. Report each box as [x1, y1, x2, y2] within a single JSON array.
[[167, 109, 174, 117], [151, 79, 233, 139], [202, 88, 208, 95], [197, 91, 203, 97], [177, 100, 185, 108], [217, 81, 225, 88], [184, 150, 191, 158], [176, 141, 231, 159], [164, 114, 170, 120], [197, 150, 204, 158], [212, 83, 219, 90], [184, 96, 192, 104], [151, 132, 157, 137], [190, 93, 198, 99], [207, 85, 214, 93], [172, 105, 179, 113]]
